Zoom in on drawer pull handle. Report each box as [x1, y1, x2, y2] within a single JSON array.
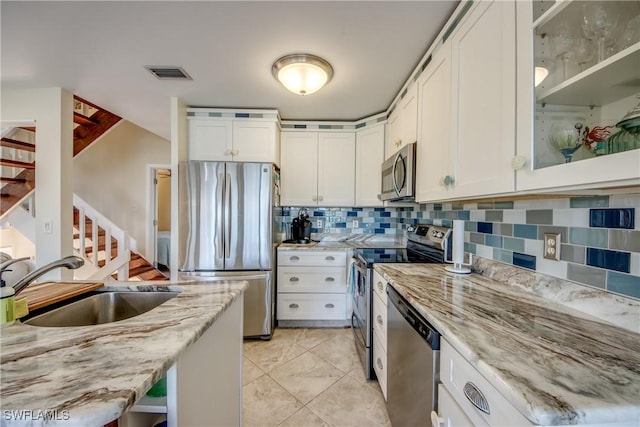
[[325, 303, 335, 309], [377, 315, 383, 325], [463, 382, 490, 415], [289, 303, 299, 309], [325, 256, 335, 261], [325, 277, 335, 282], [376, 358, 383, 370], [289, 277, 299, 282], [377, 281, 384, 291], [290, 256, 300, 261]]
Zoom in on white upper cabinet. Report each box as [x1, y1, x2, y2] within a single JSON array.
[[280, 131, 355, 206], [448, 0, 516, 199], [356, 123, 385, 206], [416, 41, 453, 202], [318, 132, 356, 206], [515, 1, 640, 192], [188, 118, 233, 161], [187, 109, 280, 164], [386, 84, 418, 157]]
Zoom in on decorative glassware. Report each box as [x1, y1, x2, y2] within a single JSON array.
[[607, 98, 640, 154], [548, 121, 583, 163], [574, 37, 595, 72], [583, 2, 619, 63], [549, 27, 579, 81], [618, 14, 640, 52]]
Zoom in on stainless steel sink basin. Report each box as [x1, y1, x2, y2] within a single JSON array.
[[24, 291, 179, 327]]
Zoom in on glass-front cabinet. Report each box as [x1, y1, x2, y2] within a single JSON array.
[[516, 0, 640, 192]]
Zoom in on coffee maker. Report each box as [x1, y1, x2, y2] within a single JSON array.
[[291, 208, 312, 243]]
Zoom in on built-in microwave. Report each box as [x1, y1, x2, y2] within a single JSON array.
[[380, 142, 416, 201]]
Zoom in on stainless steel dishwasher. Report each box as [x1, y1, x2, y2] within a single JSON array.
[[386, 285, 440, 427]]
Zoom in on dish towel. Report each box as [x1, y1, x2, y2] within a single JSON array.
[[347, 257, 357, 295]]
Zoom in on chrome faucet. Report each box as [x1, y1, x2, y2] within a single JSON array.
[[11, 255, 84, 297]]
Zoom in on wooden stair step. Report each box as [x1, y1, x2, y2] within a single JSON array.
[[1, 137, 36, 152], [0, 177, 27, 183], [73, 111, 99, 126], [128, 265, 155, 277], [0, 158, 35, 169]]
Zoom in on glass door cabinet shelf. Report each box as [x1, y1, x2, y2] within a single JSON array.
[[516, 0, 640, 191]]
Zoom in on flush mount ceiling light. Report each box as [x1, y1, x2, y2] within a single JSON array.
[[272, 54, 333, 96]]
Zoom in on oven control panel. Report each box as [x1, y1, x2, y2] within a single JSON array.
[[407, 224, 452, 249]]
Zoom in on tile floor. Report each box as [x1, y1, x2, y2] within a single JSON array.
[[242, 327, 390, 427]]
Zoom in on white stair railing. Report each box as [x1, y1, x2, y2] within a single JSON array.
[[73, 194, 135, 281]]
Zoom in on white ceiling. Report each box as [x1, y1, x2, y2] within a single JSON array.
[[1, 1, 459, 140]]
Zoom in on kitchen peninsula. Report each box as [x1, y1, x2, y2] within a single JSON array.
[[0, 280, 246, 427], [375, 262, 640, 426]]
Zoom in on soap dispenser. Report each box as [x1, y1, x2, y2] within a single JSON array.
[[0, 270, 15, 326]]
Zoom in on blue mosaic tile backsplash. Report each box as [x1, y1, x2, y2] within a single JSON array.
[[277, 193, 640, 300]]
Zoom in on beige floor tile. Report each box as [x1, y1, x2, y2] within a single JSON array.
[[244, 335, 307, 373], [243, 356, 264, 386], [270, 351, 344, 404], [243, 375, 303, 427], [295, 327, 347, 350], [277, 407, 330, 427], [306, 375, 390, 427], [309, 334, 361, 374]]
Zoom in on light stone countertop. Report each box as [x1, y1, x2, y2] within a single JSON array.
[[0, 280, 247, 427], [374, 263, 640, 426]]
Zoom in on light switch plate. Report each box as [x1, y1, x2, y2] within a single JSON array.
[[352, 219, 359, 228], [543, 232, 561, 261]]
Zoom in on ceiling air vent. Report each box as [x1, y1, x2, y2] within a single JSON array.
[[145, 66, 192, 80]]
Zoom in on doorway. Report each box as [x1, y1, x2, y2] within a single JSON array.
[[147, 165, 171, 273]]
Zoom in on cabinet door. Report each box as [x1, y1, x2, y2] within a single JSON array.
[[317, 132, 356, 206], [280, 132, 318, 206], [355, 124, 385, 206], [450, 0, 516, 198], [416, 43, 453, 203], [232, 121, 278, 164], [400, 83, 418, 148], [386, 109, 402, 157], [514, 2, 640, 192], [188, 119, 233, 161], [434, 384, 476, 427]]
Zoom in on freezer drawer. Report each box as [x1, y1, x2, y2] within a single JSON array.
[[179, 271, 274, 339]]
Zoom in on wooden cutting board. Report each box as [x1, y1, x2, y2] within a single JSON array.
[[19, 281, 105, 311]]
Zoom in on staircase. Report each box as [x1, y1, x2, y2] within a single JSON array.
[[1, 96, 167, 281]]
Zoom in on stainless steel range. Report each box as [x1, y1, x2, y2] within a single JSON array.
[[351, 224, 452, 380]]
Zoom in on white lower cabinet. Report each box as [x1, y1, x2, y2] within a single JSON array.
[[437, 338, 533, 427], [277, 249, 349, 322], [372, 270, 388, 399], [433, 384, 475, 427]]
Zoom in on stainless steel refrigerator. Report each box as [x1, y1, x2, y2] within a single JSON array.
[[178, 161, 278, 339]]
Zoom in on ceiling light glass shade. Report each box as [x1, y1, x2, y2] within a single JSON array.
[[534, 66, 549, 87], [272, 54, 333, 96]]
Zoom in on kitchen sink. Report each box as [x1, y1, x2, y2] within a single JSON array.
[[23, 291, 180, 327]]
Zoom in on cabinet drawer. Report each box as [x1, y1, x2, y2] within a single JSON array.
[[440, 339, 533, 427], [433, 384, 476, 427], [278, 268, 346, 293], [372, 291, 387, 345], [372, 270, 387, 305], [372, 327, 387, 400], [278, 250, 346, 266], [277, 293, 346, 320]]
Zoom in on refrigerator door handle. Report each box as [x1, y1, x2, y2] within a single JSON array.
[[225, 173, 232, 259], [215, 173, 224, 257]]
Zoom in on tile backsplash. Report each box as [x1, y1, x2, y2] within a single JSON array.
[[278, 193, 640, 300]]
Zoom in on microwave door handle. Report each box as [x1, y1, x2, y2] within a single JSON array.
[[392, 152, 402, 196]]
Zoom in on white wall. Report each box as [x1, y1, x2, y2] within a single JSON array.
[[73, 120, 170, 257]]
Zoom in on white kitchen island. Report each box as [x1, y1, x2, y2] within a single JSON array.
[[0, 280, 246, 427]]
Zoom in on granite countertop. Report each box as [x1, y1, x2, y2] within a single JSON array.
[[0, 280, 247, 427], [375, 263, 640, 426], [278, 239, 405, 251]]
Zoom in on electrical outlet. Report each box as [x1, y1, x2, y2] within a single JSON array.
[[543, 232, 561, 261], [352, 219, 359, 228], [316, 219, 323, 228]]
